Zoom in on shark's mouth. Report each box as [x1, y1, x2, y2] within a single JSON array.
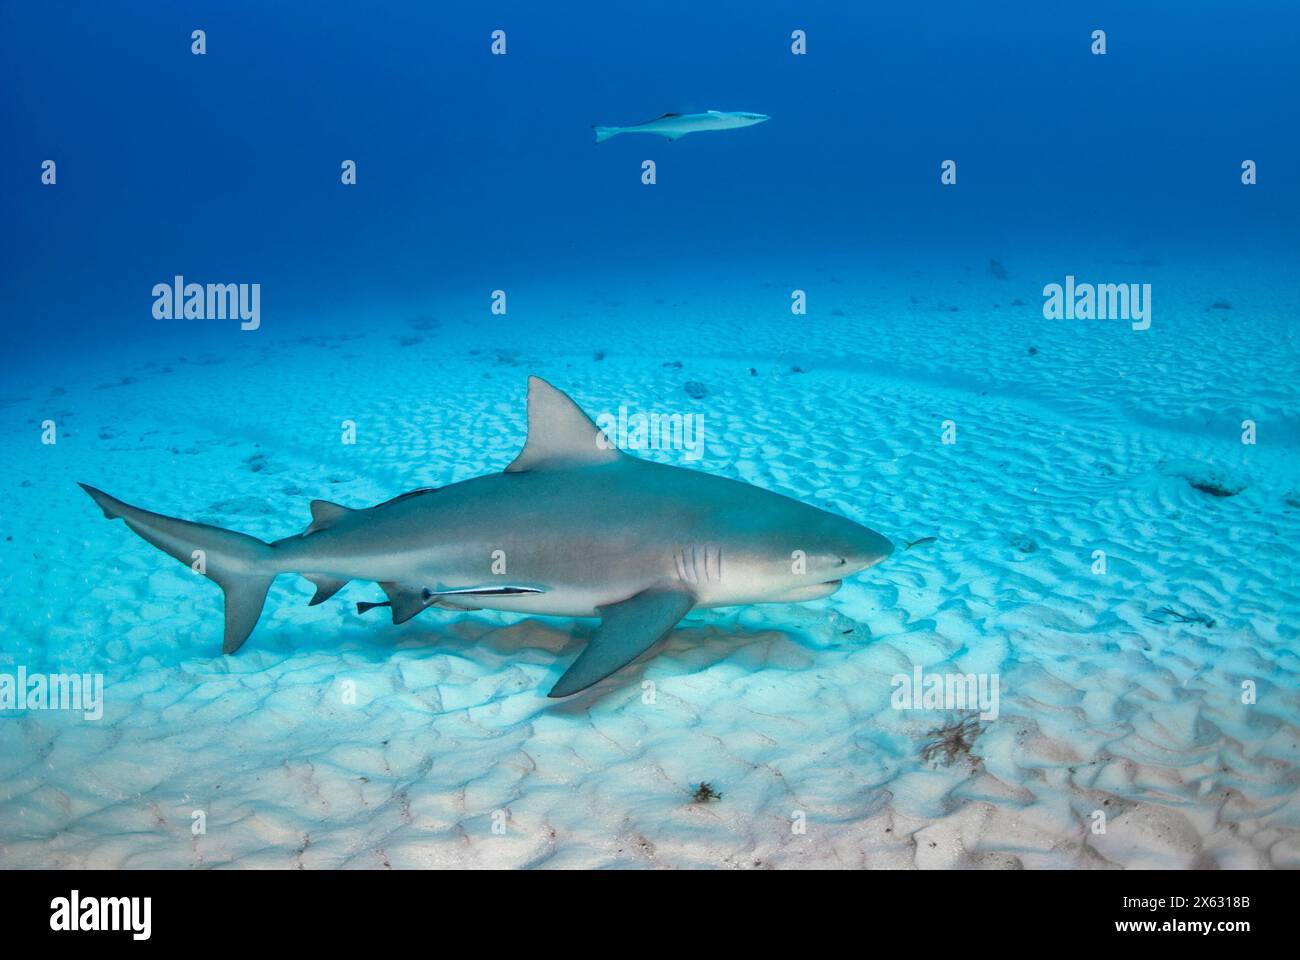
[[821, 579, 842, 589]]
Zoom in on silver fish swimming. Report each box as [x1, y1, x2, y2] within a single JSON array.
[[79, 377, 892, 697], [594, 110, 769, 144]]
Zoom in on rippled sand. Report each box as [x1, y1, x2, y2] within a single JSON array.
[[2, 266, 1298, 868]]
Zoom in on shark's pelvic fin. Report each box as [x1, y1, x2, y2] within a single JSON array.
[[77, 482, 278, 654], [548, 586, 695, 698], [377, 582, 428, 624], [506, 375, 623, 473]]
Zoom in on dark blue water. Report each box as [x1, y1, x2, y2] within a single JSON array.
[[2, 1, 1297, 370]]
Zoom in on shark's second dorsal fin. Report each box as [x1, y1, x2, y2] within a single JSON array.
[[305, 499, 352, 535], [506, 376, 622, 473]]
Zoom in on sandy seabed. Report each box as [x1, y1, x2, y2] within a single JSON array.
[[2, 258, 1298, 868]]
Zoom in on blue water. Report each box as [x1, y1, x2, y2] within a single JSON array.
[[3, 1, 1297, 363]]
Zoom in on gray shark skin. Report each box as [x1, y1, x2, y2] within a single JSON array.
[[79, 377, 892, 697], [594, 110, 769, 144]]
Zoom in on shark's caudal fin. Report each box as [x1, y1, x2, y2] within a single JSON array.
[[78, 483, 279, 654], [593, 126, 622, 144]]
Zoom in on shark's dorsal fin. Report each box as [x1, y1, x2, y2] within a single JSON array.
[[506, 376, 622, 473], [306, 499, 352, 535]]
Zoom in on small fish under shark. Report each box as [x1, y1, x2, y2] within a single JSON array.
[[594, 110, 769, 143], [79, 377, 892, 697]]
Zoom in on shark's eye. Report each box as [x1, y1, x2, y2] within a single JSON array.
[[837, 557, 848, 566]]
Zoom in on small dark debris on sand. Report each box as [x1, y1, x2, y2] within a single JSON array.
[[1145, 605, 1216, 628], [94, 376, 137, 391], [988, 258, 1008, 280], [790, 365, 805, 374], [921, 716, 983, 767], [1027, 346, 1038, 355], [1011, 298, 1025, 306], [1186, 474, 1243, 498], [1011, 536, 1037, 554], [1207, 301, 1232, 311], [831, 308, 846, 317], [692, 782, 723, 803], [748, 367, 758, 376], [684, 381, 708, 400], [592, 350, 605, 361], [397, 335, 422, 347], [663, 360, 683, 369]]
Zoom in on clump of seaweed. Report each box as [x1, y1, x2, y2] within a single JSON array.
[[692, 782, 722, 803], [1145, 605, 1216, 628], [1009, 535, 1037, 554], [921, 715, 983, 767]]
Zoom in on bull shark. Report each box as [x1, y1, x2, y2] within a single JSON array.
[[593, 110, 769, 144], [79, 377, 892, 697]]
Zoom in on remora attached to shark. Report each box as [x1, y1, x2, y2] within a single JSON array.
[[79, 378, 892, 697], [594, 110, 769, 143]]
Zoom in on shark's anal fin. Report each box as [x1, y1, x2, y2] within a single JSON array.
[[548, 586, 695, 698], [506, 376, 623, 473], [305, 574, 349, 606]]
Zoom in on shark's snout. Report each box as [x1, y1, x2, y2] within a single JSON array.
[[845, 528, 894, 573]]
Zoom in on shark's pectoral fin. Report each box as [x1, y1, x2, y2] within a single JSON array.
[[548, 586, 695, 698], [305, 574, 349, 606]]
